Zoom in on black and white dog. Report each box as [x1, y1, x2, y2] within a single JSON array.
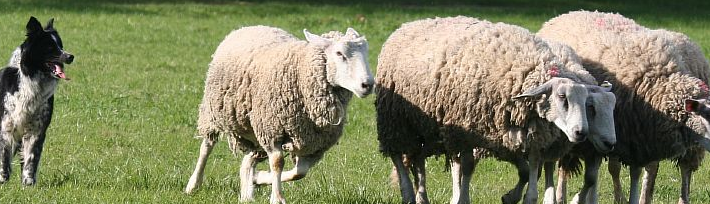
[[0, 16, 73, 185]]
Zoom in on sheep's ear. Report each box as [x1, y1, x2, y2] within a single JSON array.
[[686, 99, 702, 112], [346, 27, 360, 36], [45, 18, 54, 30], [513, 78, 569, 99], [304, 29, 331, 45], [26, 16, 43, 35]]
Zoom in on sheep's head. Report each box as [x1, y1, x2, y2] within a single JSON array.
[[513, 77, 590, 143], [584, 82, 617, 153], [304, 28, 374, 98], [685, 98, 710, 151]]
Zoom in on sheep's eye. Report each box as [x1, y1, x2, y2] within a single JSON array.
[[558, 94, 566, 99], [336, 51, 343, 57]]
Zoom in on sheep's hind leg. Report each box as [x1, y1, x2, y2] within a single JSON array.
[[240, 151, 259, 202], [628, 165, 643, 204], [185, 136, 217, 194], [639, 161, 658, 204], [393, 154, 416, 204], [267, 148, 286, 204], [608, 157, 626, 203], [254, 155, 318, 184]]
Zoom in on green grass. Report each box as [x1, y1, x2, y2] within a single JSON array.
[[0, 0, 709, 203]]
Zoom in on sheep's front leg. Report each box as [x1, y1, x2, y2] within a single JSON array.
[[628, 165, 643, 204], [572, 155, 602, 204], [450, 151, 473, 204], [556, 164, 568, 204], [391, 154, 415, 204], [185, 137, 217, 194], [639, 161, 658, 204], [608, 157, 626, 204], [502, 157, 528, 204], [543, 161, 556, 204], [411, 154, 431, 204], [240, 151, 259, 202], [267, 148, 286, 204], [523, 153, 542, 204], [20, 131, 47, 186], [678, 161, 693, 204]]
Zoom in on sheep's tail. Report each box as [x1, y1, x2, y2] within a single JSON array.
[[558, 153, 583, 177]]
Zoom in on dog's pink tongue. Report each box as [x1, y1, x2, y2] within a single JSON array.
[[54, 64, 69, 80]]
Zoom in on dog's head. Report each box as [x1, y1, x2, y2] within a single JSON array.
[[20, 16, 73, 80]]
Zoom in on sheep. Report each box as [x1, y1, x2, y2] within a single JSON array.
[[183, 26, 373, 204], [537, 10, 710, 204], [467, 40, 617, 204], [376, 16, 615, 204]]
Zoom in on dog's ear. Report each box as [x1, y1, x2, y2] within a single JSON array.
[[45, 18, 55, 30], [26, 16, 43, 36]]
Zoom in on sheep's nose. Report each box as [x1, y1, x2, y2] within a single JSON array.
[[603, 141, 615, 149], [361, 82, 371, 90]]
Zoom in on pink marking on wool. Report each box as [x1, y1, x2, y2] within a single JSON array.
[[595, 18, 605, 27], [548, 65, 560, 77], [699, 81, 709, 95]]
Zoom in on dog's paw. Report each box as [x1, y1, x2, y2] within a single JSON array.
[[21, 177, 35, 186]]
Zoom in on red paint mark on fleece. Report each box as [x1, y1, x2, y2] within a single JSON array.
[[548, 65, 560, 77], [595, 18, 605, 28], [699, 81, 709, 96]]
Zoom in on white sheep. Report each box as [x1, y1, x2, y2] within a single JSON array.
[[184, 26, 373, 204], [538, 10, 710, 204], [471, 40, 617, 204], [376, 16, 615, 204]]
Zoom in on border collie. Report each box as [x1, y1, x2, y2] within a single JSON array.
[[0, 16, 73, 185]]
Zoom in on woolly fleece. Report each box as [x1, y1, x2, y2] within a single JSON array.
[[198, 26, 354, 158]]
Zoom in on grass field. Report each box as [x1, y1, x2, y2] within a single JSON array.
[[0, 0, 709, 203]]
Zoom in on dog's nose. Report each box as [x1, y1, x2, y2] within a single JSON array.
[[65, 54, 74, 64]]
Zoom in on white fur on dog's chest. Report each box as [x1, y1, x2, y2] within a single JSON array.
[[1, 75, 56, 139]]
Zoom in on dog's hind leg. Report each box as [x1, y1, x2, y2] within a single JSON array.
[[20, 131, 47, 186]]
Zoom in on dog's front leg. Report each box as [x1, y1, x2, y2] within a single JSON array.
[[20, 130, 47, 186], [0, 131, 12, 184]]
